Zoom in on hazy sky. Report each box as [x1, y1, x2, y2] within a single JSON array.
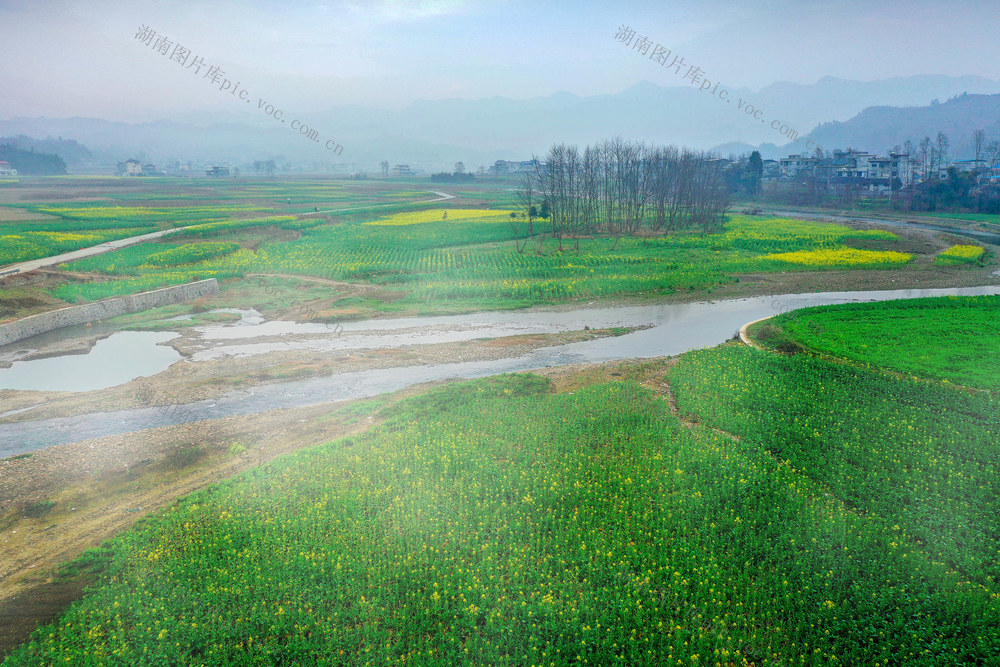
[[2, 0, 999, 122]]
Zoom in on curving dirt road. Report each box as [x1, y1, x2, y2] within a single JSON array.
[[300, 190, 455, 216]]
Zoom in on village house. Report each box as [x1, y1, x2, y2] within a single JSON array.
[[778, 150, 915, 191], [117, 158, 142, 176], [487, 159, 544, 177]]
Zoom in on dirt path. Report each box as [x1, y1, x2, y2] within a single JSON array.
[[245, 272, 370, 287], [300, 190, 454, 216], [535, 357, 740, 443]]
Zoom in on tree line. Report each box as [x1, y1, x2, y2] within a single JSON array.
[[898, 128, 1000, 212], [513, 138, 731, 252], [760, 127, 1000, 212], [0, 145, 67, 175]]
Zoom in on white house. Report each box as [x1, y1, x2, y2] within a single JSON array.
[[778, 155, 816, 179], [0, 161, 17, 176], [120, 159, 142, 176]]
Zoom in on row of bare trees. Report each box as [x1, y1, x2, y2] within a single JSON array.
[[891, 128, 1000, 182], [513, 139, 731, 253]]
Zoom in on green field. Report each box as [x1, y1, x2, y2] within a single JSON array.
[[9, 178, 982, 316], [51, 204, 914, 311], [756, 295, 1000, 391], [0, 178, 431, 269], [6, 304, 1000, 665]]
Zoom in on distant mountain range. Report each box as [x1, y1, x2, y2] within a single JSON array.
[[2, 74, 999, 172], [782, 92, 1000, 158]]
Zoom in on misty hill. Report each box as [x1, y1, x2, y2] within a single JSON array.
[[2, 75, 997, 171], [718, 92, 1000, 160], [793, 92, 1000, 157], [0, 135, 92, 167], [0, 145, 67, 175]]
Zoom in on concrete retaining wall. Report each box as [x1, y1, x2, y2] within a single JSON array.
[[0, 279, 219, 347], [738, 316, 770, 350]]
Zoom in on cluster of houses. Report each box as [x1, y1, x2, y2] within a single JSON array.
[[486, 159, 543, 177], [481, 151, 1000, 195], [117, 158, 237, 177], [117, 158, 164, 177], [771, 151, 916, 192], [0, 160, 18, 176], [482, 154, 921, 192], [109, 151, 1000, 190], [772, 150, 1000, 192]]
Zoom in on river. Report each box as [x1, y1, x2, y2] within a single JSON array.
[[2, 284, 999, 457]]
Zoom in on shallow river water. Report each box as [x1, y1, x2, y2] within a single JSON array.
[[1, 285, 999, 456]]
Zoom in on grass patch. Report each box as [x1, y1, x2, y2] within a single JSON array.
[[749, 320, 804, 354], [160, 446, 206, 470], [143, 242, 241, 267], [765, 295, 1000, 391], [21, 501, 56, 519], [670, 344, 1000, 591]]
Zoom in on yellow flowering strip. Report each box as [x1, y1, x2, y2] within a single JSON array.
[[935, 244, 985, 264], [364, 208, 515, 226], [722, 216, 897, 253], [762, 248, 912, 268], [37, 205, 262, 219]]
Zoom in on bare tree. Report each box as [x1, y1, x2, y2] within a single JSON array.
[[579, 144, 600, 235], [918, 137, 932, 180], [528, 138, 735, 241], [972, 129, 986, 170], [511, 171, 537, 254], [379, 160, 389, 178], [564, 144, 582, 250], [934, 131, 950, 176], [987, 140, 1000, 167]]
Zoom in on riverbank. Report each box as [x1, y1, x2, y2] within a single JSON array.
[[5, 284, 1000, 455], [0, 326, 638, 426]]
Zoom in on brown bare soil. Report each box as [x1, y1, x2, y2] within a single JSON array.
[[0, 207, 57, 222]]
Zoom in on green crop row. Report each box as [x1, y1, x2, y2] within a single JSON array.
[[7, 356, 999, 664]]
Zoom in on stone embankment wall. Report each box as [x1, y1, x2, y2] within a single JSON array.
[[0, 279, 219, 346]]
